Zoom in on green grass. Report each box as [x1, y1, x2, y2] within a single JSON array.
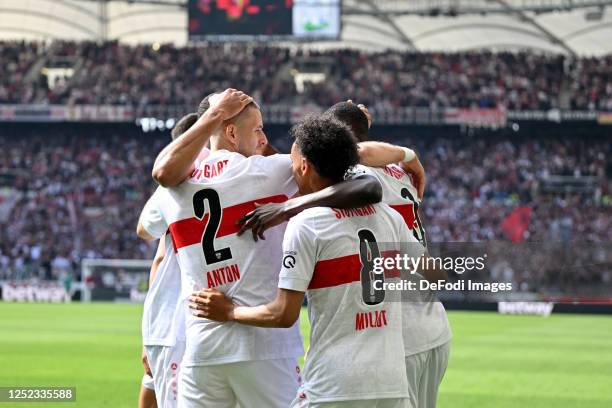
[[0, 303, 611, 407]]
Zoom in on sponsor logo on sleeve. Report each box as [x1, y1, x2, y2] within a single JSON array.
[[283, 251, 297, 268]]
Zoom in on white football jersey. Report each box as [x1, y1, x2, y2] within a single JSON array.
[[141, 233, 185, 347], [141, 150, 303, 367], [278, 203, 421, 403], [349, 164, 452, 356], [140, 148, 208, 347]]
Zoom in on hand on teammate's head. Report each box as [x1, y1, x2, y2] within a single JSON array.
[[207, 88, 254, 121]]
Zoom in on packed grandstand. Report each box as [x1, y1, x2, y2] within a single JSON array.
[[0, 1, 611, 295], [1, 41, 612, 110]]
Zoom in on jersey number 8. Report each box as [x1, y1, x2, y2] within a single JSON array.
[[358, 229, 385, 306]]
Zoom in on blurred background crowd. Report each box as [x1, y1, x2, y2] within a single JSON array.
[[1, 128, 610, 290], [1, 41, 612, 111], [0, 40, 610, 295]]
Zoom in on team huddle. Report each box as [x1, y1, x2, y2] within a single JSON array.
[[136, 89, 452, 408]]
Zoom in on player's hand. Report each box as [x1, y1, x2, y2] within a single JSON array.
[[347, 99, 372, 128], [236, 202, 290, 242], [189, 289, 235, 322], [399, 156, 426, 200], [141, 347, 152, 377], [208, 88, 253, 121]]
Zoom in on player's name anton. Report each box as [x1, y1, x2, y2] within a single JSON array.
[[374, 279, 512, 293]]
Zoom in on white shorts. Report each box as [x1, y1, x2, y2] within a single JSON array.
[[179, 358, 301, 408], [289, 393, 409, 408], [404, 341, 451, 408], [141, 374, 155, 391], [145, 342, 186, 408]]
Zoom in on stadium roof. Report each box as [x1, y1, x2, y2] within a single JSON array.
[[1, 0, 612, 55]]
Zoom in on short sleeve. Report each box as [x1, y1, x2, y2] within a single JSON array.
[[139, 188, 168, 239], [277, 216, 318, 292]]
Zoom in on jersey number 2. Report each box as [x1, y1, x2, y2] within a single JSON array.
[[193, 189, 233, 265]]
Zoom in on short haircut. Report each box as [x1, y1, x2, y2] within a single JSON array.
[[197, 93, 219, 118], [171, 112, 198, 140], [197, 92, 260, 122], [291, 115, 359, 183], [323, 102, 369, 142]]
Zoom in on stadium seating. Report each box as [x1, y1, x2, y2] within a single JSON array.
[[1, 41, 611, 111]]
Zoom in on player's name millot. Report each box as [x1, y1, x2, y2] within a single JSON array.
[[373, 279, 513, 293], [355, 309, 389, 331]]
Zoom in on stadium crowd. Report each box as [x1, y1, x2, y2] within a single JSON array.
[[0, 131, 165, 280], [0, 41, 42, 104], [0, 129, 610, 288], [1, 41, 611, 111]]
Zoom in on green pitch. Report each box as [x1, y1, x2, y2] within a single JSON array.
[[0, 303, 611, 408]]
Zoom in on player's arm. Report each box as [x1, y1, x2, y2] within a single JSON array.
[[357, 141, 426, 198], [189, 288, 304, 328], [152, 89, 253, 187], [349, 100, 427, 198], [140, 237, 166, 379], [136, 190, 168, 241], [399, 158, 426, 200], [193, 216, 315, 325], [136, 222, 155, 241], [148, 236, 166, 287], [237, 173, 382, 241]]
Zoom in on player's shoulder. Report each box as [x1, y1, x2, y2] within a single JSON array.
[[369, 164, 420, 202], [347, 163, 412, 184], [375, 201, 405, 222], [287, 206, 336, 231], [372, 163, 410, 182], [284, 208, 324, 242], [190, 149, 243, 174], [150, 184, 171, 200], [290, 206, 330, 225], [369, 202, 406, 231], [247, 153, 291, 169], [210, 149, 245, 165], [345, 164, 378, 180]]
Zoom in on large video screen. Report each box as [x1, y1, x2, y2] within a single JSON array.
[[188, 0, 341, 41]]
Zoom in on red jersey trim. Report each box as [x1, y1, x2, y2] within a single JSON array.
[[308, 250, 400, 290], [168, 194, 288, 252], [390, 204, 416, 230]]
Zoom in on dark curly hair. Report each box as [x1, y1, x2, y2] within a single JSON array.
[[323, 102, 369, 142], [171, 112, 198, 140], [291, 115, 359, 183]]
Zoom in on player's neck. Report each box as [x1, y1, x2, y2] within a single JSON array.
[[307, 175, 334, 193], [210, 137, 237, 154]]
